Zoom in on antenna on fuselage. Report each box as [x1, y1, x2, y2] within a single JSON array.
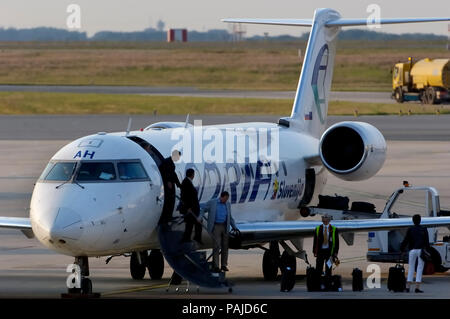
[[126, 117, 132, 136], [184, 114, 190, 128]]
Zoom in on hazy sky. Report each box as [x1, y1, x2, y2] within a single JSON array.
[[0, 0, 449, 37]]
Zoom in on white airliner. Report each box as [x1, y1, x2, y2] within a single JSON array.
[[1, 8, 450, 294]]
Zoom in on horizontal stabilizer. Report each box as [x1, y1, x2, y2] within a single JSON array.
[[222, 17, 450, 28], [221, 18, 313, 26], [326, 17, 450, 27]]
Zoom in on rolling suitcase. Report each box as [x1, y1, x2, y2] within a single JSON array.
[[280, 266, 296, 292], [330, 275, 342, 292], [306, 266, 321, 292], [321, 275, 342, 291], [388, 264, 406, 292], [352, 268, 364, 291]]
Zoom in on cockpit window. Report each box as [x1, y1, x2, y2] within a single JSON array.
[[118, 162, 149, 180], [76, 162, 116, 181], [42, 162, 76, 181]]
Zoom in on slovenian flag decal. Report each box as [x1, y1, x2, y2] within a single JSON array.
[[304, 111, 313, 120]]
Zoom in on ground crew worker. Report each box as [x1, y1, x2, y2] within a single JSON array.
[[180, 168, 202, 244], [400, 214, 430, 293], [202, 191, 238, 272], [158, 150, 181, 224], [313, 214, 339, 277]]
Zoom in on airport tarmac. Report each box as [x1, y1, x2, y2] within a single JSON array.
[[0, 115, 450, 299], [0, 116, 449, 298]]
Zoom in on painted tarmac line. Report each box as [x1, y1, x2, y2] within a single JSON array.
[[101, 283, 169, 296]]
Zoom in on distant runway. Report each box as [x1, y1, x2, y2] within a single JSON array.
[[0, 85, 395, 104], [0, 114, 449, 141]]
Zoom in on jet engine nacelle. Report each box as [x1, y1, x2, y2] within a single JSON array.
[[319, 121, 386, 181]]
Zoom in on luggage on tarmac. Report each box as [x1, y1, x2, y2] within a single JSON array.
[[352, 268, 364, 291], [387, 264, 406, 292], [321, 275, 342, 292], [330, 275, 343, 292], [280, 266, 296, 292], [318, 195, 349, 210], [351, 201, 376, 213], [306, 266, 321, 292]]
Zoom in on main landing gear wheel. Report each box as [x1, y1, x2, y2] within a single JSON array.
[[280, 251, 297, 274], [262, 242, 280, 281], [148, 249, 164, 280], [130, 252, 147, 280]]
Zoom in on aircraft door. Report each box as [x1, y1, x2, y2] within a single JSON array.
[[298, 168, 315, 208]]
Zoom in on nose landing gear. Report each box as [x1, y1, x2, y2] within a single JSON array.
[[61, 256, 100, 298]]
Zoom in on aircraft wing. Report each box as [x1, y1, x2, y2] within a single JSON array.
[[236, 217, 450, 246], [0, 217, 34, 238]]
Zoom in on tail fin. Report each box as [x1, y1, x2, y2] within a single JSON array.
[[226, 8, 340, 137], [223, 9, 450, 138]]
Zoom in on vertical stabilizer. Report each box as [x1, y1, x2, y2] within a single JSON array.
[[285, 8, 341, 137]]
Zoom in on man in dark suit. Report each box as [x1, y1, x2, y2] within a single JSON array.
[[158, 150, 182, 224], [180, 168, 202, 244], [313, 214, 339, 277]]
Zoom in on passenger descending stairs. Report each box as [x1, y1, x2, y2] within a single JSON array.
[[158, 216, 232, 289]]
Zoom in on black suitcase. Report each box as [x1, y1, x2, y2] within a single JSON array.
[[330, 275, 342, 292], [280, 266, 296, 292], [352, 268, 364, 291], [351, 201, 376, 213], [388, 264, 406, 292], [318, 195, 349, 210], [322, 275, 342, 292], [306, 266, 321, 292]]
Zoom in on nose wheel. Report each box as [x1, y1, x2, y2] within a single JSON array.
[[62, 256, 99, 298], [81, 277, 93, 294]]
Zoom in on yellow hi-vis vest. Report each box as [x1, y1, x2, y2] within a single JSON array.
[[316, 225, 336, 256]]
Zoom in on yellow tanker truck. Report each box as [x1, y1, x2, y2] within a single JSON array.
[[392, 57, 450, 104]]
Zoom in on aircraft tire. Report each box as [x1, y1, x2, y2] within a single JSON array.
[[148, 249, 164, 280], [262, 250, 279, 281], [81, 278, 92, 295], [280, 251, 297, 275], [130, 252, 146, 280]]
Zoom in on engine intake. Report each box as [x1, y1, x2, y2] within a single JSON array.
[[319, 122, 386, 181]]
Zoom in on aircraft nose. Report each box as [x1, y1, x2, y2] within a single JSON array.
[[48, 207, 84, 242]]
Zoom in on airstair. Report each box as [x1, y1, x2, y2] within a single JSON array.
[[157, 215, 232, 290]]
